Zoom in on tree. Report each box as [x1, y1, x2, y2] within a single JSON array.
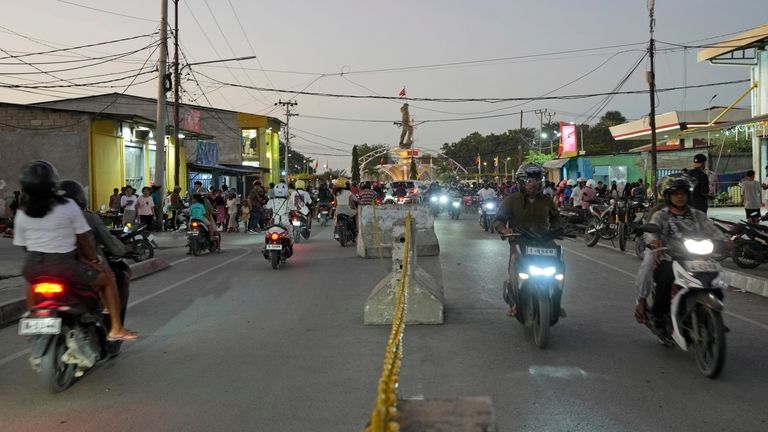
[[409, 158, 418, 180], [523, 150, 553, 165], [279, 142, 312, 175], [350, 145, 360, 183]]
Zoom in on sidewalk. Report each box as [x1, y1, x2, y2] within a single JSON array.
[[0, 232, 180, 325]]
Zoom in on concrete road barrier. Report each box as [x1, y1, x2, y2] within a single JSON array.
[[356, 205, 439, 258], [364, 219, 444, 325], [398, 397, 498, 432]]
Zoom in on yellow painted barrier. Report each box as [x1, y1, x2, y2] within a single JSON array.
[[364, 211, 411, 432]]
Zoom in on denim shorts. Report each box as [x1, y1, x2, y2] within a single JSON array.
[[23, 251, 100, 286]]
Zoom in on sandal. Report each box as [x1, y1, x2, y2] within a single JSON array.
[[506, 305, 517, 317], [107, 330, 140, 342]]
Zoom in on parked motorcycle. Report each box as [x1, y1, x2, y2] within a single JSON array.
[[186, 220, 216, 256], [503, 226, 570, 349], [730, 221, 768, 269], [18, 257, 130, 393], [261, 224, 294, 269], [479, 199, 499, 233], [640, 223, 728, 378], [584, 200, 619, 247], [334, 214, 357, 247], [110, 223, 155, 262]]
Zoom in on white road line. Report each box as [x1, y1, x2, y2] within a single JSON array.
[[168, 257, 192, 266], [563, 244, 768, 331], [0, 247, 251, 369]]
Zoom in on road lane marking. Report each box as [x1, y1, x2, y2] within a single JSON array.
[[168, 257, 192, 266], [0, 247, 251, 369], [563, 245, 768, 331]]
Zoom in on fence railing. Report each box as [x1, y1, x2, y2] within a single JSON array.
[[364, 212, 411, 432]]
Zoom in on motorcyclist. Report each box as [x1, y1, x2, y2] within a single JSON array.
[[289, 180, 313, 230], [189, 194, 221, 252], [581, 179, 597, 209], [334, 178, 359, 235], [634, 175, 726, 343], [265, 183, 293, 237], [12, 161, 138, 341], [60, 180, 131, 322], [317, 182, 332, 205], [477, 181, 496, 202], [493, 163, 562, 318]]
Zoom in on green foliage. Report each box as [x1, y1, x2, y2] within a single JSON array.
[[350, 145, 360, 183], [280, 142, 312, 174], [523, 150, 554, 165]]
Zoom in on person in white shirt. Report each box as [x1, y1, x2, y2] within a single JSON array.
[[741, 170, 762, 223], [136, 186, 155, 228], [477, 182, 497, 201], [120, 186, 138, 226], [265, 183, 292, 235], [289, 180, 313, 229], [14, 161, 138, 341], [570, 177, 586, 208]]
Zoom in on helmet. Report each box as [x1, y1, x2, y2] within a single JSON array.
[[515, 163, 545, 194], [273, 183, 289, 198], [566, 179, 576, 187], [577, 177, 586, 183], [693, 153, 707, 164], [335, 177, 348, 188], [585, 179, 596, 188], [295, 180, 306, 190], [59, 179, 87, 209], [19, 160, 59, 196], [660, 175, 695, 206]]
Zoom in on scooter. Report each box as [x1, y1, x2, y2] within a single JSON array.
[[261, 224, 294, 269], [186, 220, 216, 256], [448, 195, 462, 220], [641, 223, 728, 378], [110, 223, 155, 262], [479, 199, 498, 233], [19, 257, 130, 393], [316, 203, 333, 226], [334, 214, 356, 247], [290, 210, 310, 243]]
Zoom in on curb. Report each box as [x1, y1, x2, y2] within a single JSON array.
[[0, 257, 170, 326]]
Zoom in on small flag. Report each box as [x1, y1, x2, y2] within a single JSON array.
[[313, 160, 318, 169], [398, 87, 406, 98], [493, 156, 499, 168], [476, 154, 481, 168]]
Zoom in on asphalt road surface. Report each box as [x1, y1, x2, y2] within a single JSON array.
[[1, 214, 767, 432]]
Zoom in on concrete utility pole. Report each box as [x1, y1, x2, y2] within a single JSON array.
[[172, 0, 180, 189], [535, 109, 548, 152], [154, 0, 168, 197], [275, 99, 298, 178], [545, 111, 556, 155], [647, 0, 658, 197]]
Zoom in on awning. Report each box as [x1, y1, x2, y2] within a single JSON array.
[[542, 159, 569, 169], [188, 163, 265, 176]]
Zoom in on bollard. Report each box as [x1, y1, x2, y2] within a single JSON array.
[[357, 206, 439, 258], [364, 218, 444, 325]]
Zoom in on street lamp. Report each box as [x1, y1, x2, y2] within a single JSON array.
[[505, 157, 511, 178]]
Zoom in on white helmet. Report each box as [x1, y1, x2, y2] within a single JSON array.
[[273, 183, 289, 198], [585, 179, 596, 188], [566, 179, 576, 187], [577, 177, 586, 183]]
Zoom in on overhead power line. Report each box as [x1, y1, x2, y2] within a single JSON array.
[[0, 32, 158, 61], [53, 0, 156, 22]]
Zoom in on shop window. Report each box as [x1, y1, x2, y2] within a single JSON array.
[[124, 145, 144, 190]]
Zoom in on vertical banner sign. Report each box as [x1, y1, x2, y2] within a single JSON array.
[[559, 123, 578, 158]]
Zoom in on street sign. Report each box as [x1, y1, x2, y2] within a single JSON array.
[[406, 150, 419, 156]]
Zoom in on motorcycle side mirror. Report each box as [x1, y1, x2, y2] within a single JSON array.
[[640, 223, 660, 233]]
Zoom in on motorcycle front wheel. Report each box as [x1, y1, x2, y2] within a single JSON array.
[[618, 222, 627, 251], [731, 241, 762, 269], [533, 295, 551, 349], [39, 333, 76, 393], [270, 250, 280, 269], [693, 306, 726, 379], [584, 221, 600, 247]]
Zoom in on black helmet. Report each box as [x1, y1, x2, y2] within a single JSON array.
[[660, 175, 695, 206], [59, 179, 87, 209], [19, 160, 59, 197], [515, 163, 545, 194], [693, 153, 707, 164]]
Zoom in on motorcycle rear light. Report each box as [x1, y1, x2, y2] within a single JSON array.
[[271, 233, 279, 241], [191, 221, 200, 228], [33, 282, 64, 296]]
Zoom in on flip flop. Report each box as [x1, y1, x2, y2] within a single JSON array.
[[107, 331, 140, 342]]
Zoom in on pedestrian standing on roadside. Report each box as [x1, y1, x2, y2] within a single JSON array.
[[170, 186, 182, 230], [120, 186, 138, 226], [137, 186, 155, 228], [741, 170, 762, 224], [241, 197, 250, 232], [150, 184, 163, 230], [688, 153, 711, 214], [226, 191, 239, 232]]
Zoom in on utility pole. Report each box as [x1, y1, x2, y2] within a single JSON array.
[[545, 111, 556, 155], [647, 0, 658, 197], [535, 109, 548, 152], [154, 0, 168, 197], [275, 99, 298, 179], [172, 0, 180, 189]]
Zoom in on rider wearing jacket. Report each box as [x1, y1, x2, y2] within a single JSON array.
[[266, 183, 292, 236], [289, 180, 313, 229], [493, 163, 561, 317], [634, 176, 725, 341]]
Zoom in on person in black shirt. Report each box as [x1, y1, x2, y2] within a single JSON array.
[[687, 153, 711, 214]]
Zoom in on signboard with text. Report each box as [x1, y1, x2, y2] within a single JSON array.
[[559, 123, 578, 158]]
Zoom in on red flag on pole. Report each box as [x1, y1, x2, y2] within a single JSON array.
[[398, 87, 406, 98]]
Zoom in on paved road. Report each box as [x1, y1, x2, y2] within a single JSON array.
[[1, 214, 767, 431]]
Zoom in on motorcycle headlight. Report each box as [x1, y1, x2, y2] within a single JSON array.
[[439, 195, 448, 204], [430, 196, 438, 202], [528, 265, 556, 277], [684, 239, 714, 255], [452, 201, 461, 208], [485, 202, 495, 210]]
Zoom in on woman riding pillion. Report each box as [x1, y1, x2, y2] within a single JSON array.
[[13, 161, 138, 341], [493, 163, 563, 318]]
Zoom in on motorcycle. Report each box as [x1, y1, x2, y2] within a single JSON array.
[[462, 194, 476, 213], [640, 223, 728, 378], [261, 224, 293, 269], [316, 203, 333, 227], [448, 195, 462, 220], [290, 210, 310, 243], [479, 199, 499, 233], [18, 257, 130, 393], [583, 199, 619, 247], [730, 221, 768, 269], [428, 193, 449, 216], [503, 226, 569, 349], [334, 214, 356, 247], [186, 220, 216, 256], [110, 223, 155, 262]]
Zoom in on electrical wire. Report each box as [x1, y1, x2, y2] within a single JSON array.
[[52, 0, 156, 23], [0, 32, 158, 61]]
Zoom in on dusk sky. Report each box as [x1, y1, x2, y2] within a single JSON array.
[[2, 0, 766, 169]]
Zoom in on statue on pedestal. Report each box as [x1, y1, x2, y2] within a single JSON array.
[[397, 103, 414, 149]]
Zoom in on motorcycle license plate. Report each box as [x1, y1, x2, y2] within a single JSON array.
[[19, 318, 61, 335], [687, 261, 720, 272], [187, 231, 199, 236], [486, 210, 497, 216], [525, 246, 558, 256], [321, 211, 329, 215], [291, 220, 302, 226], [266, 244, 282, 250]]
